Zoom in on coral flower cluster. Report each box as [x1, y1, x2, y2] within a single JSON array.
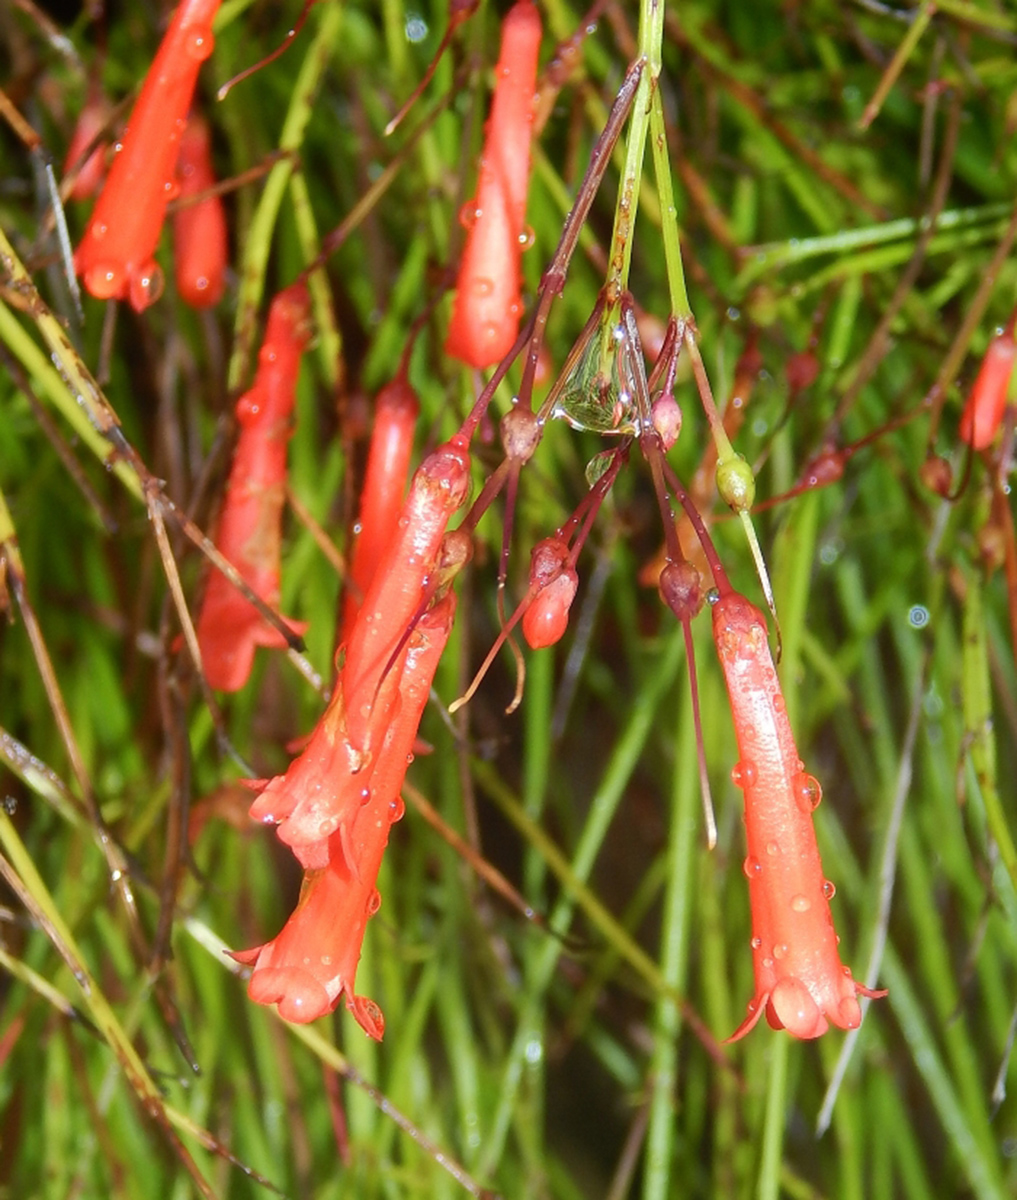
[[235, 437, 471, 1035]]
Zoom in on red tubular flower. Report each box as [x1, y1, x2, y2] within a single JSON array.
[[339, 437, 471, 749], [248, 438, 469, 864], [196, 283, 309, 691], [173, 114, 227, 308], [712, 590, 885, 1041], [75, 0, 223, 311], [339, 376, 419, 644], [959, 328, 1017, 451], [248, 634, 408, 869], [64, 98, 110, 202], [445, 0, 541, 368], [236, 593, 457, 1034]]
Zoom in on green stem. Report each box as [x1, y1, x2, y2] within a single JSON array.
[[649, 86, 691, 320], [603, 0, 664, 306], [756, 1036, 790, 1200], [226, 0, 342, 392]]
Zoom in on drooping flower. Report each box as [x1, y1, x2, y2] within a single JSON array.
[[712, 589, 885, 1040], [236, 594, 456, 1034], [196, 283, 309, 691]]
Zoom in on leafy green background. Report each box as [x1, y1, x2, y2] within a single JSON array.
[[1, 0, 1016, 1196]]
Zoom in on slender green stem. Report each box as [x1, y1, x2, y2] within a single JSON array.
[[649, 87, 691, 320], [756, 1036, 790, 1200], [603, 0, 664, 305], [858, 0, 936, 131], [226, 0, 342, 391], [642, 678, 700, 1200]]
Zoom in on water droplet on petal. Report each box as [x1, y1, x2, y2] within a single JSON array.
[[458, 201, 479, 230], [367, 889, 382, 916], [472, 276, 494, 297], [731, 760, 758, 788], [773, 942, 788, 960], [823, 879, 837, 899], [129, 262, 164, 311], [795, 773, 822, 812], [790, 894, 811, 913], [750, 936, 762, 950], [742, 855, 761, 878], [186, 30, 214, 61], [389, 796, 405, 822], [765, 840, 780, 856]]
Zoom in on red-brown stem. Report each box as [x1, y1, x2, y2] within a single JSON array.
[[662, 461, 732, 596]]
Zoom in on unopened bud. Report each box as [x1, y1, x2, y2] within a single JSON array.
[[717, 455, 755, 512], [658, 559, 704, 620]]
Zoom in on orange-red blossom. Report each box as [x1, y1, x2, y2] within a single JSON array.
[[196, 283, 309, 692], [234, 593, 456, 1035], [74, 0, 223, 310], [236, 438, 471, 1035], [712, 590, 885, 1040]]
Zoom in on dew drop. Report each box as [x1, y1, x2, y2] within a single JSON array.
[[773, 694, 785, 713], [186, 30, 214, 61], [750, 936, 762, 950], [742, 855, 762, 878], [790, 894, 811, 913], [367, 889, 382, 916], [405, 15, 428, 41], [360, 787, 371, 805], [458, 201, 480, 230], [822, 879, 837, 900], [518, 224, 535, 250], [795, 773, 822, 813], [481, 321, 501, 344], [129, 262, 164, 311], [765, 840, 780, 856], [761, 956, 774, 969], [389, 796, 405, 822], [773, 942, 788, 960], [472, 276, 494, 297], [93, 222, 108, 241]]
